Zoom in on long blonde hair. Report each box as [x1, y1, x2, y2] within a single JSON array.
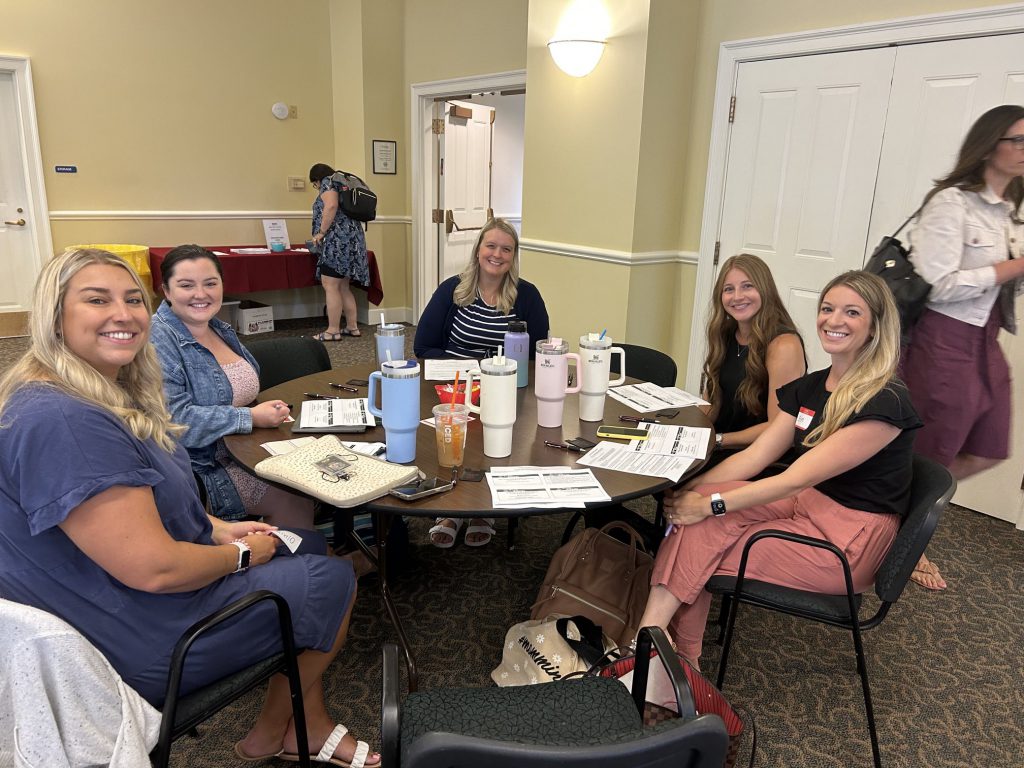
[[453, 218, 521, 314], [0, 248, 183, 451], [702, 254, 803, 417], [803, 270, 901, 447]]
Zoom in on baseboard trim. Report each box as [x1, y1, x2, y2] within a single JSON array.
[[368, 306, 414, 326]]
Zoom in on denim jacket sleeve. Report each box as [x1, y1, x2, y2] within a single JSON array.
[[150, 318, 253, 449]]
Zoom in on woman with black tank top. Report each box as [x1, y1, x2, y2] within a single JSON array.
[[701, 254, 805, 464]]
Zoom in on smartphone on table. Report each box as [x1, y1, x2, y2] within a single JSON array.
[[390, 476, 456, 501], [596, 425, 650, 441]]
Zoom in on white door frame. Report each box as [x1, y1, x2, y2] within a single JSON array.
[[0, 55, 52, 303], [686, 3, 1024, 393], [410, 70, 525, 321]]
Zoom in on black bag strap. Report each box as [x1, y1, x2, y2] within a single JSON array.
[[889, 206, 924, 239]]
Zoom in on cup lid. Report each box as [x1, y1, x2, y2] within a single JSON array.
[[381, 359, 420, 378], [377, 324, 404, 336], [579, 333, 612, 349], [537, 337, 567, 354], [481, 356, 518, 375]]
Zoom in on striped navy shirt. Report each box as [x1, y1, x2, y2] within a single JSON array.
[[445, 296, 517, 359]]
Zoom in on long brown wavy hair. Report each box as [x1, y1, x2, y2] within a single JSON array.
[[923, 104, 1024, 223], [701, 254, 803, 418]]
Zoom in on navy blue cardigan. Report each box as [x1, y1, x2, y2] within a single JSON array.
[[414, 275, 550, 358]]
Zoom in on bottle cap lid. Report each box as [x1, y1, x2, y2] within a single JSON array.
[[507, 320, 528, 333]]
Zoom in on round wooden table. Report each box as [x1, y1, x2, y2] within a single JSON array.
[[224, 362, 713, 688]]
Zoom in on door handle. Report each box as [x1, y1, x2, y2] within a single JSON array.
[[3, 219, 26, 226]]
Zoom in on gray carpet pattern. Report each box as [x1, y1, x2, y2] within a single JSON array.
[[1, 318, 1022, 768]]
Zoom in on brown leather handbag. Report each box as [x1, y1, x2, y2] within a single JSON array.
[[530, 521, 653, 647]]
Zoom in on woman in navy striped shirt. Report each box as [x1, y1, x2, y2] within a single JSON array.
[[415, 218, 549, 547]]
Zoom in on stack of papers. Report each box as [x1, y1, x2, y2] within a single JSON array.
[[607, 382, 708, 413], [424, 359, 481, 381], [486, 466, 611, 509], [576, 424, 712, 482], [292, 398, 376, 433], [261, 437, 387, 458]]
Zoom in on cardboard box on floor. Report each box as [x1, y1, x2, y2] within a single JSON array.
[[237, 300, 275, 335]]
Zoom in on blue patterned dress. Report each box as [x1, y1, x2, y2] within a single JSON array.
[[312, 177, 370, 284]]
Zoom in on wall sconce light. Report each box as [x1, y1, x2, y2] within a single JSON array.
[[547, 38, 607, 77]]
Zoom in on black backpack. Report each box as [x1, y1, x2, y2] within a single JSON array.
[[329, 170, 377, 222]]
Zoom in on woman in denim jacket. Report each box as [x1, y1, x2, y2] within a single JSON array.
[[150, 245, 313, 526], [903, 104, 1024, 589]]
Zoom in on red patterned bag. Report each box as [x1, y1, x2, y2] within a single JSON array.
[[597, 651, 753, 768]]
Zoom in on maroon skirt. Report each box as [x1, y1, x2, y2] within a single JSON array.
[[902, 307, 1011, 465]]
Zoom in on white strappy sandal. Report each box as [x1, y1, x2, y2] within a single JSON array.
[[428, 517, 463, 548]]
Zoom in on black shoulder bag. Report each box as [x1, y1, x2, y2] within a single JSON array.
[[864, 208, 930, 341]]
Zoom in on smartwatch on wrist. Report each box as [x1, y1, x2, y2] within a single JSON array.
[[715, 433, 724, 450], [230, 540, 251, 573], [710, 492, 726, 517]]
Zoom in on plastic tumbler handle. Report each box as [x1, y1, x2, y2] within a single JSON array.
[[465, 371, 482, 415], [608, 346, 627, 387], [367, 371, 383, 418], [564, 353, 583, 394]]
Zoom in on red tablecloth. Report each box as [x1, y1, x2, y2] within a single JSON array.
[[148, 246, 383, 304]]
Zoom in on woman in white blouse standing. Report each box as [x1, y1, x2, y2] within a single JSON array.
[[903, 104, 1024, 590]]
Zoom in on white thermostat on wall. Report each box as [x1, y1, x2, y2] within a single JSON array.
[[271, 102, 289, 120]]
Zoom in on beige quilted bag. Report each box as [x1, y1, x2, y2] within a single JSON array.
[[254, 434, 419, 507]]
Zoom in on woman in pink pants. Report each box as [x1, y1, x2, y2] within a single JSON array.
[[639, 271, 922, 666]]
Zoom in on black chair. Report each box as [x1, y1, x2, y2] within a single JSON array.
[[242, 336, 332, 390], [609, 343, 678, 387], [706, 454, 955, 768], [381, 626, 728, 768], [152, 590, 310, 768]]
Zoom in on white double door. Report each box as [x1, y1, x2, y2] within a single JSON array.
[[717, 33, 1024, 524]]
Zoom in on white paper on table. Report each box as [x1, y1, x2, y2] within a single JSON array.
[[576, 441, 695, 482], [298, 398, 376, 429], [339, 441, 387, 457], [607, 382, 708, 413], [211, 250, 229, 256], [230, 247, 272, 255], [424, 359, 481, 381], [260, 436, 318, 455], [626, 424, 711, 459], [485, 466, 609, 508]]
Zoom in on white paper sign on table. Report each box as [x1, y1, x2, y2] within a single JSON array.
[[424, 358, 481, 381]]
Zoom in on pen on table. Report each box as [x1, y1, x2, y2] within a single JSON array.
[[329, 382, 360, 393], [544, 440, 586, 453], [619, 415, 661, 424], [302, 392, 333, 400]]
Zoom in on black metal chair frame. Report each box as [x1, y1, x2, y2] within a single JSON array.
[[608, 342, 678, 388], [708, 455, 955, 768], [152, 590, 310, 768], [242, 336, 332, 391], [381, 626, 726, 768]]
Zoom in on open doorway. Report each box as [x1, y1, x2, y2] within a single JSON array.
[[410, 70, 526, 320]]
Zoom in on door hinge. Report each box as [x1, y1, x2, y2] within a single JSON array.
[[431, 209, 444, 224], [432, 118, 445, 134], [728, 96, 736, 123], [713, 241, 721, 267]]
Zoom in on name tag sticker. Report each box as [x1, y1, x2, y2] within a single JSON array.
[[269, 529, 302, 553], [795, 407, 815, 431]]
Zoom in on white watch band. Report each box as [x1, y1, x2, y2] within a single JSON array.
[[230, 540, 251, 573]]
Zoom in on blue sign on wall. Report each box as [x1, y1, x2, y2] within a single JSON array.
[[55, 165, 77, 173]]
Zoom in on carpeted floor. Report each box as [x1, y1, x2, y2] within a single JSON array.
[[2, 318, 1022, 768]]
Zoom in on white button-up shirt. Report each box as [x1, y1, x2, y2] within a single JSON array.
[[908, 186, 1023, 327]]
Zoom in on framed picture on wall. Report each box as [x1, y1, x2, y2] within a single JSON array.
[[372, 140, 397, 175]]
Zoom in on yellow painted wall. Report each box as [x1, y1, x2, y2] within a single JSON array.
[[625, 262, 681, 353]]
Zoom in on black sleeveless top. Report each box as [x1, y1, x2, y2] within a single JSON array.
[[713, 335, 764, 434]]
